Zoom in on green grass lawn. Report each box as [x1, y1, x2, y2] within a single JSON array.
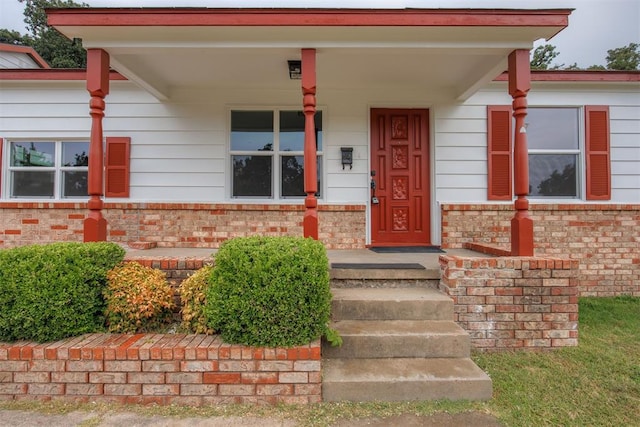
[[474, 296, 640, 426], [2, 297, 638, 426]]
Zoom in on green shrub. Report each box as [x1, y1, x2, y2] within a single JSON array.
[[0, 242, 125, 342], [104, 262, 175, 333], [179, 265, 215, 334], [205, 236, 334, 347]]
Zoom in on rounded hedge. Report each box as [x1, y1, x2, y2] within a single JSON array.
[[0, 242, 125, 342], [205, 236, 331, 347]]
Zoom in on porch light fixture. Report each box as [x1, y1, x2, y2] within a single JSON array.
[[288, 60, 302, 79]]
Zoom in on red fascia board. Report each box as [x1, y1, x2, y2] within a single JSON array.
[[47, 8, 571, 27], [495, 71, 640, 82], [0, 69, 126, 81], [0, 43, 50, 69]]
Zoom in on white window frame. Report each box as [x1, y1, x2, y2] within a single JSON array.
[[526, 106, 583, 200], [228, 108, 323, 201], [4, 139, 89, 200]]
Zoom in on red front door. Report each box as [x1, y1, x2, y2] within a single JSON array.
[[370, 109, 431, 246]]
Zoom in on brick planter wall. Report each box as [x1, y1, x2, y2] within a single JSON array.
[[439, 254, 579, 351], [441, 204, 640, 296], [0, 334, 321, 405], [0, 202, 366, 250]]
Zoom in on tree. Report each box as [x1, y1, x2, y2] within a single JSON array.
[[606, 42, 640, 71], [0, 0, 88, 68], [530, 44, 560, 70], [0, 28, 30, 45]]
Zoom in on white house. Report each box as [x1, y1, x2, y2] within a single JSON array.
[[0, 6, 638, 296]]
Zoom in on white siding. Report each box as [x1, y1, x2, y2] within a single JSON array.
[[1, 77, 639, 244], [434, 82, 640, 205]]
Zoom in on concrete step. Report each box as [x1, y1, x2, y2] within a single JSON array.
[[330, 287, 453, 321], [330, 278, 441, 289], [322, 320, 470, 359], [323, 357, 493, 402], [330, 265, 440, 281]]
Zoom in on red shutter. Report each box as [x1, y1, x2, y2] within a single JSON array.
[[487, 106, 513, 200], [105, 137, 130, 198], [585, 106, 611, 200], [0, 138, 3, 198]]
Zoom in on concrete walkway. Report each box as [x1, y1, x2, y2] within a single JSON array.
[[0, 409, 502, 426]]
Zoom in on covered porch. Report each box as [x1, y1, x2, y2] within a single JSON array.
[[47, 7, 572, 256]]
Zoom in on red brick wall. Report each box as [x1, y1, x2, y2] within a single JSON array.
[[0, 334, 321, 405], [0, 202, 366, 250], [441, 204, 640, 297], [439, 254, 579, 350]]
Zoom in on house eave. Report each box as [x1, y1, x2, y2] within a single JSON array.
[[44, 7, 572, 101], [47, 7, 572, 28]]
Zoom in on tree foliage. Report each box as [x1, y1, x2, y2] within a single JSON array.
[[530, 44, 560, 70], [0, 28, 29, 45], [606, 42, 640, 71], [531, 42, 640, 71], [2, 0, 88, 68]]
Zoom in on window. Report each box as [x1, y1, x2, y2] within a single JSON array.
[[230, 110, 323, 199], [8, 140, 88, 199], [527, 108, 580, 198], [487, 105, 610, 201]]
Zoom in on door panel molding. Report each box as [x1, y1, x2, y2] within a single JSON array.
[[370, 108, 431, 246]]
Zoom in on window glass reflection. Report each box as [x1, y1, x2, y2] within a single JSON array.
[[11, 142, 55, 167], [231, 111, 274, 151], [529, 154, 577, 197]]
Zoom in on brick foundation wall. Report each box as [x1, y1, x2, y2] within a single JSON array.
[[0, 334, 321, 405], [0, 202, 366, 250], [441, 204, 640, 297], [439, 254, 579, 351]]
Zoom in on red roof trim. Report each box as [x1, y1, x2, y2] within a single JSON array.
[[47, 8, 571, 27], [3, 69, 636, 84], [495, 71, 640, 82], [0, 69, 127, 81], [0, 43, 50, 69]]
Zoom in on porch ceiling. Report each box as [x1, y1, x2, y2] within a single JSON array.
[[48, 8, 571, 100]]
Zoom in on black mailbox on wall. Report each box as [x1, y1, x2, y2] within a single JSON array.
[[341, 147, 353, 170]]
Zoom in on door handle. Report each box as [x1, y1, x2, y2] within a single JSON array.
[[370, 170, 379, 204]]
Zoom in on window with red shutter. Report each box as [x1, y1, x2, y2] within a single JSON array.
[[487, 106, 513, 200], [0, 138, 3, 198], [585, 106, 611, 200], [105, 137, 130, 198], [487, 106, 611, 201]]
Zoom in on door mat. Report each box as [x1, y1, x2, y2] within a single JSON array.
[[331, 263, 426, 270], [369, 246, 446, 254]]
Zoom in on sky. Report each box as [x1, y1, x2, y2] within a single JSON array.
[[0, 0, 638, 68]]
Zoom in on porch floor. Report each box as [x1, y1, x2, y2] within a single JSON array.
[[123, 247, 490, 270]]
